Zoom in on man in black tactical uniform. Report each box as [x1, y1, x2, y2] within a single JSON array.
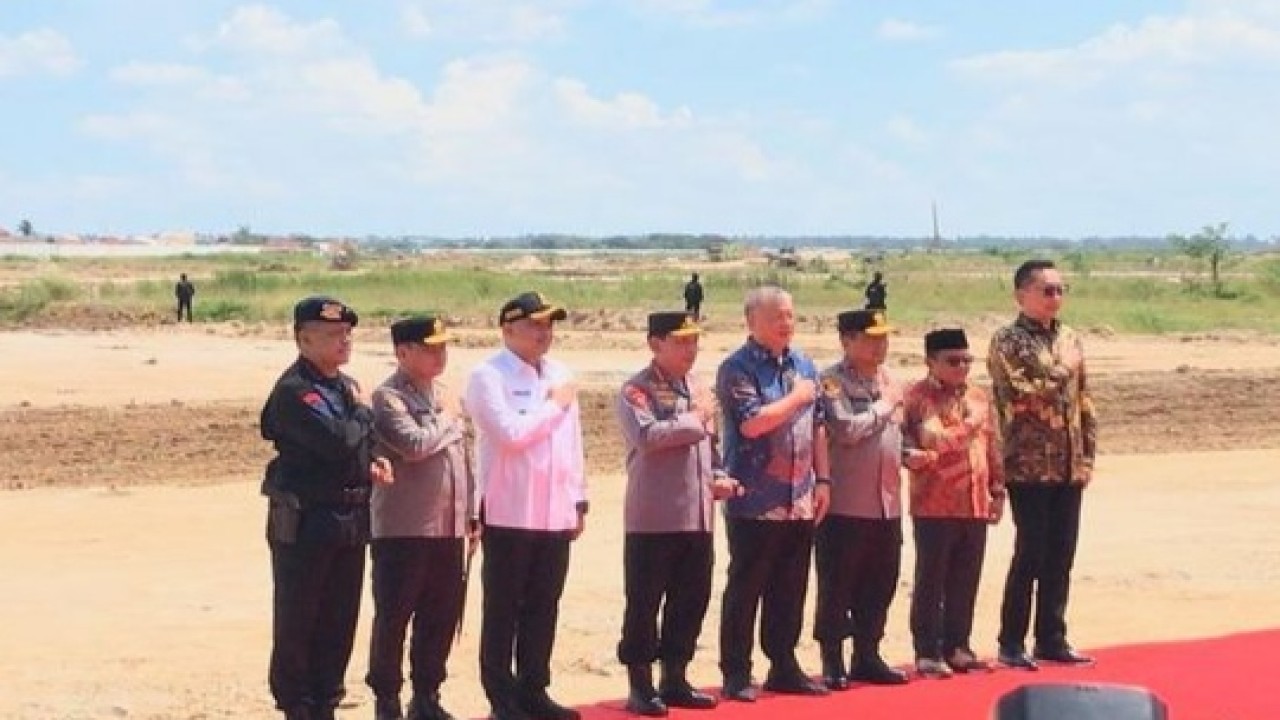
[[261, 295, 394, 720], [175, 273, 196, 322]]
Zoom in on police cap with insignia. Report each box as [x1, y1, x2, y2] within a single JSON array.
[[391, 314, 450, 345], [925, 328, 968, 354], [837, 309, 892, 335], [293, 295, 359, 329], [648, 311, 702, 337], [499, 291, 568, 325]]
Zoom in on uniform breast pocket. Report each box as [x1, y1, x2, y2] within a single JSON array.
[[849, 397, 873, 414]]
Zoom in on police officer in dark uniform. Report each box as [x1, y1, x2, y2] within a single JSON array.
[[261, 295, 394, 720]]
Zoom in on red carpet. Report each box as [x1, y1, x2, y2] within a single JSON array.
[[573, 629, 1280, 719]]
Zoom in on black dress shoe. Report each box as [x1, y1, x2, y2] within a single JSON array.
[[489, 708, 531, 720], [408, 693, 457, 720], [763, 671, 830, 696], [489, 697, 532, 720], [997, 647, 1040, 671], [659, 683, 717, 710], [1034, 645, 1096, 665], [375, 696, 404, 720], [822, 673, 850, 692], [517, 689, 580, 720], [625, 690, 668, 717], [721, 676, 757, 703], [945, 648, 992, 674], [820, 645, 850, 691], [849, 659, 909, 685]]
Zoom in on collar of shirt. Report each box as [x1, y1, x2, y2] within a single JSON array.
[[1015, 312, 1060, 337], [745, 336, 795, 366], [496, 347, 546, 378], [925, 374, 968, 395], [645, 361, 690, 398]]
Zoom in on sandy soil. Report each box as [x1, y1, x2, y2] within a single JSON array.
[[1, 326, 1278, 719]]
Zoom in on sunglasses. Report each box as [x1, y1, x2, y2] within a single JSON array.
[[1039, 284, 1070, 297], [939, 355, 975, 368]]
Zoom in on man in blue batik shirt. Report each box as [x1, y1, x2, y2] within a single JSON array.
[[715, 285, 832, 703]]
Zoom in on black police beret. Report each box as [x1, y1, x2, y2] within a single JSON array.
[[647, 311, 701, 337], [925, 328, 969, 353], [837, 309, 891, 335], [293, 295, 358, 329], [391, 315, 449, 345], [499, 291, 567, 325]]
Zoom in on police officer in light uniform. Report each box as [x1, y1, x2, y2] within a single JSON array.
[[261, 296, 394, 720], [615, 312, 738, 717], [814, 309, 910, 689], [366, 315, 478, 720]]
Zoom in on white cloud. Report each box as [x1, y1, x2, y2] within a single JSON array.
[[400, 2, 434, 38], [210, 4, 346, 57], [111, 62, 210, 87], [631, 0, 831, 27], [876, 18, 942, 42], [555, 79, 691, 129], [397, 1, 568, 43], [938, 3, 1280, 236], [885, 115, 930, 146], [0, 29, 79, 77], [952, 12, 1280, 83]]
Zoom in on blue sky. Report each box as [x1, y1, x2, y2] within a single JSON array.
[[2, 0, 1277, 238]]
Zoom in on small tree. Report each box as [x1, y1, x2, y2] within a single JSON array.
[[18, 219, 33, 237], [1170, 222, 1231, 296]]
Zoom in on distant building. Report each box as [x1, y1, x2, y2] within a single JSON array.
[[157, 230, 197, 246]]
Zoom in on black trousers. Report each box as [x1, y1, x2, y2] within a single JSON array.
[[617, 532, 714, 667], [718, 517, 814, 680], [177, 298, 193, 322], [269, 535, 366, 711], [998, 483, 1083, 651], [910, 518, 988, 658], [813, 516, 902, 659], [479, 526, 573, 707], [366, 537, 465, 699]]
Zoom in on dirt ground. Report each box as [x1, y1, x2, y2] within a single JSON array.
[[1, 325, 1279, 719]]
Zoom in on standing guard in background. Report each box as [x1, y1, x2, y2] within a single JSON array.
[[261, 296, 394, 720]]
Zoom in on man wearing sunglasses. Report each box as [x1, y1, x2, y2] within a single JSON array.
[[988, 260, 1098, 671], [901, 329, 1005, 678]]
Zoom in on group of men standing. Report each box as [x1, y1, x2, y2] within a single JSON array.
[[259, 258, 1097, 720]]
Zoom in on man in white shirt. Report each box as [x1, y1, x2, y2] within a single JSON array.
[[464, 291, 586, 720]]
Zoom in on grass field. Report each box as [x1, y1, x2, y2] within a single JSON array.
[[4, 247, 1280, 333]]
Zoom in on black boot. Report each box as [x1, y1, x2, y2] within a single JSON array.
[[658, 662, 717, 710], [625, 665, 668, 717], [850, 643, 909, 686], [375, 694, 404, 720], [820, 642, 850, 691], [282, 705, 313, 720], [407, 692, 456, 720]]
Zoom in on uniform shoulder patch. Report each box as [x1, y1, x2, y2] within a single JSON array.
[[301, 390, 325, 408], [821, 374, 842, 397], [623, 383, 652, 410]]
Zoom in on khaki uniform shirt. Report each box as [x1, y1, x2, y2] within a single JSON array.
[[616, 363, 720, 534], [818, 363, 904, 519], [370, 369, 475, 538]]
